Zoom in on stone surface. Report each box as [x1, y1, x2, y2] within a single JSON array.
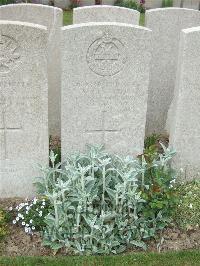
[[145, 8, 200, 136], [61, 22, 151, 156], [183, 0, 200, 10], [145, 0, 162, 9], [169, 26, 200, 180], [173, 0, 181, 7], [73, 6, 140, 24], [0, 4, 63, 137], [0, 21, 48, 197]]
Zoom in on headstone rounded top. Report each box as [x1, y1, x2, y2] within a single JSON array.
[[74, 5, 140, 13], [146, 7, 200, 14], [73, 5, 140, 25], [63, 22, 151, 31]]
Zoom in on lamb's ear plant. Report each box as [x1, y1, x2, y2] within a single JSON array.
[[35, 144, 177, 255]]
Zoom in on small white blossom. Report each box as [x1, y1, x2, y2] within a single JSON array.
[[13, 220, 16, 224], [26, 206, 30, 211], [41, 206, 44, 209], [25, 227, 29, 233], [30, 219, 33, 224], [42, 202, 45, 206], [9, 207, 13, 211], [26, 211, 29, 214], [16, 217, 20, 221], [189, 203, 193, 209], [22, 222, 25, 226], [32, 226, 35, 230]]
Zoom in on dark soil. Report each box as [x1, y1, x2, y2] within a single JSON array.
[[0, 198, 200, 257]]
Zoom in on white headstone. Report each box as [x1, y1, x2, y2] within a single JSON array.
[[183, 0, 199, 10], [73, 5, 140, 24], [0, 21, 48, 197], [169, 26, 200, 180], [145, 8, 200, 136], [145, 0, 162, 9], [0, 4, 63, 137], [173, 0, 181, 7], [61, 22, 151, 156]]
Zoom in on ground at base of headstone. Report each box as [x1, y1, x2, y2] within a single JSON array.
[[0, 199, 199, 257]]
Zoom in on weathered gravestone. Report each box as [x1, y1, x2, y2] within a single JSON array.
[[183, 0, 200, 10], [0, 4, 63, 137], [0, 21, 48, 197], [61, 23, 151, 156], [73, 6, 140, 24], [169, 26, 200, 180], [173, 0, 181, 7], [145, 8, 200, 136]]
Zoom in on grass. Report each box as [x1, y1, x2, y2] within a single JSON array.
[[0, 251, 200, 265], [63, 10, 145, 26], [63, 10, 73, 26]]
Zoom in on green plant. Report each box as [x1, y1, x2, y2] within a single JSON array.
[[115, 0, 138, 10], [35, 144, 176, 254], [11, 197, 51, 235], [174, 181, 200, 230], [0, 209, 9, 239]]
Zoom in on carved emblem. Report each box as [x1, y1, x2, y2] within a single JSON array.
[[0, 33, 21, 74], [87, 33, 126, 76]]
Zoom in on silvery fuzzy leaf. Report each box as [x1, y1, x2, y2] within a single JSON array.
[[106, 188, 116, 199], [130, 240, 147, 250]]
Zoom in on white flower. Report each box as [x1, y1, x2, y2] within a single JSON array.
[[36, 208, 39, 211], [32, 226, 35, 230], [41, 206, 44, 209], [30, 219, 33, 224], [22, 222, 25, 226], [26, 224, 29, 227], [9, 207, 13, 211], [42, 202, 45, 206], [25, 227, 29, 233], [13, 220, 16, 224], [26, 206, 30, 211], [26, 211, 29, 214], [16, 217, 20, 221], [189, 203, 193, 209], [39, 213, 42, 217]]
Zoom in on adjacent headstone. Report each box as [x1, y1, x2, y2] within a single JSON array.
[[0, 21, 48, 197], [145, 0, 162, 9], [169, 26, 200, 180], [73, 6, 140, 24], [0, 4, 63, 137], [145, 8, 200, 136], [173, 0, 181, 7], [61, 23, 151, 156], [183, 0, 199, 10]]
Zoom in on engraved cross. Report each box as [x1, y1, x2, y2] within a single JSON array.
[[0, 95, 22, 159], [85, 110, 119, 144]]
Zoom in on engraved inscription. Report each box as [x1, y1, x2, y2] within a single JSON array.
[[0, 33, 21, 74], [0, 94, 22, 159], [87, 33, 126, 76], [85, 110, 120, 144]]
